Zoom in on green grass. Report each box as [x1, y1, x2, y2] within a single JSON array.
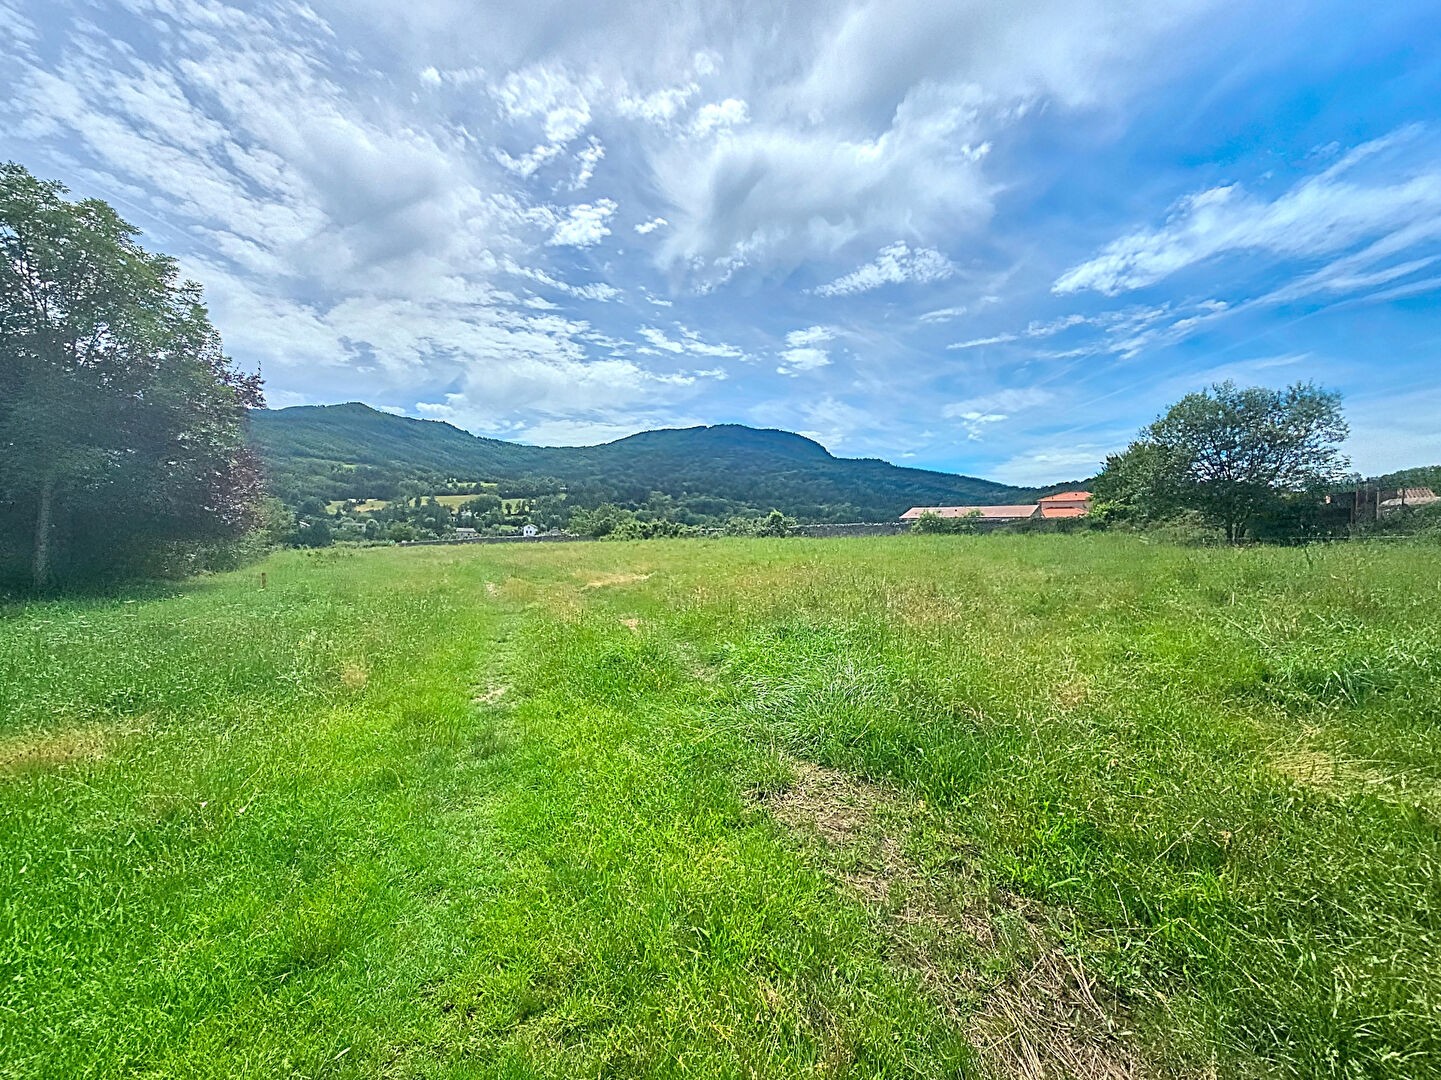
[[1, 535, 1438, 1077]]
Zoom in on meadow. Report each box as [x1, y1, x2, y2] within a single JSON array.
[[1, 535, 1438, 1078]]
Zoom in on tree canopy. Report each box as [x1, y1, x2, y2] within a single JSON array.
[[1095, 381, 1348, 542], [0, 163, 264, 589]]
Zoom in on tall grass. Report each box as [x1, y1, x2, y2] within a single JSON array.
[[1, 536, 1437, 1077]]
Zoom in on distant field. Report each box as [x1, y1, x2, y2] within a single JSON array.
[[325, 493, 529, 513], [2, 536, 1438, 1077], [326, 497, 391, 512]]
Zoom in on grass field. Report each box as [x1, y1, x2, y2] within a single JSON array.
[[2, 535, 1438, 1078]]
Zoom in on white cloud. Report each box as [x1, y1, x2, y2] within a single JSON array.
[[785, 325, 837, 348], [777, 347, 831, 376], [635, 216, 669, 234], [495, 142, 566, 178], [941, 388, 1055, 418], [947, 333, 1017, 350], [919, 305, 968, 323], [776, 325, 838, 374], [491, 62, 595, 145], [640, 326, 686, 353], [498, 259, 621, 301], [691, 98, 749, 137], [641, 325, 748, 360], [815, 241, 956, 297], [616, 82, 700, 125], [568, 136, 605, 190], [678, 326, 747, 359], [938, 388, 1060, 440], [1023, 313, 1091, 336], [544, 199, 618, 247], [658, 88, 993, 283], [1056, 128, 1441, 296]]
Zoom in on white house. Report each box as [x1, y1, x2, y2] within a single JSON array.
[[521, 524, 539, 538]]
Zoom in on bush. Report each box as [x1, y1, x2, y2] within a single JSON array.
[[909, 510, 979, 535]]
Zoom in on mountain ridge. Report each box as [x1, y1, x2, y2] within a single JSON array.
[[249, 402, 1079, 522]]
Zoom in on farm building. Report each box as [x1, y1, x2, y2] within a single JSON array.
[[1037, 490, 1094, 519], [1379, 487, 1439, 513], [900, 504, 1041, 524]]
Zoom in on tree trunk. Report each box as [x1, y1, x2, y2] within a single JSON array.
[[32, 473, 55, 591]]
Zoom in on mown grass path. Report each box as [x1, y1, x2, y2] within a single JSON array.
[[2, 536, 1439, 1078]]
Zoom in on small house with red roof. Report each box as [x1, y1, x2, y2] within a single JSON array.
[[1037, 491, 1093, 519]]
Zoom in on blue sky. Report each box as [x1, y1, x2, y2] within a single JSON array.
[[3, 0, 1439, 483]]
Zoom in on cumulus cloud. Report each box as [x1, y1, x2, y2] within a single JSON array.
[[658, 90, 992, 283], [634, 216, 669, 234], [544, 199, 618, 247], [786, 326, 836, 347], [815, 242, 956, 297], [491, 62, 595, 144], [776, 348, 831, 376], [775, 325, 838, 375]]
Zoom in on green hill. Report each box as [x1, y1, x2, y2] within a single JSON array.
[[248, 402, 1064, 522]]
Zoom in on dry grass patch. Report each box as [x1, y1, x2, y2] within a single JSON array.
[[756, 758, 1160, 1079], [968, 909, 1163, 1080], [1271, 743, 1440, 807], [339, 661, 369, 691], [581, 571, 653, 589], [473, 683, 510, 706], [0, 724, 110, 776]]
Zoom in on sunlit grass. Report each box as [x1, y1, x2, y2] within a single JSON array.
[[2, 535, 1438, 1077]]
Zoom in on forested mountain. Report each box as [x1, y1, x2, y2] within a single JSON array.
[[249, 402, 1058, 522]]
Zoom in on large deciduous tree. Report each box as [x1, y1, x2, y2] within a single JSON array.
[[1094, 381, 1348, 542], [0, 163, 264, 589]]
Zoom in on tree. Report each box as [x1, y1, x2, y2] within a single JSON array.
[[461, 493, 503, 517], [909, 510, 980, 535], [1095, 381, 1348, 542], [754, 510, 796, 537], [0, 163, 263, 588], [570, 502, 632, 538]]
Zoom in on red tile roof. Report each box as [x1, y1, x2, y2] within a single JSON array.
[[1038, 490, 1093, 503], [1040, 506, 1088, 519], [901, 505, 1039, 521]]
